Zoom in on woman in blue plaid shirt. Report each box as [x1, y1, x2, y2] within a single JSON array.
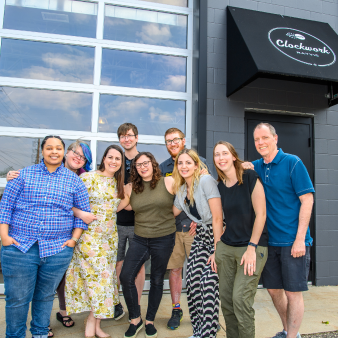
[[6, 139, 96, 335], [0, 135, 91, 338]]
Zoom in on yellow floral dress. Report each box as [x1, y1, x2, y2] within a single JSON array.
[[65, 172, 121, 318]]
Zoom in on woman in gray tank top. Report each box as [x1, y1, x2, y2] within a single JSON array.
[[120, 152, 176, 338]]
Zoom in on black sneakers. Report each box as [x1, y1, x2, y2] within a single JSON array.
[[124, 319, 143, 338], [167, 308, 183, 330], [145, 323, 157, 338], [114, 302, 125, 321]]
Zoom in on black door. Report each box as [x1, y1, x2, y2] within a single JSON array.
[[245, 112, 315, 283]]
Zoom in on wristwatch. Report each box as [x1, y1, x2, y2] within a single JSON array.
[[248, 242, 258, 249], [71, 237, 79, 244]]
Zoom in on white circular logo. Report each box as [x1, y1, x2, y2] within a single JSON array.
[[268, 27, 336, 67]]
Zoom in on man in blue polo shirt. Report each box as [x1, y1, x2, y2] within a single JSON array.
[[251, 123, 314, 338]]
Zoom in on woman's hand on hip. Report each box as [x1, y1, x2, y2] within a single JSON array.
[[62, 239, 76, 248], [188, 221, 197, 236], [241, 246, 256, 276], [1, 235, 19, 246], [207, 253, 217, 273]]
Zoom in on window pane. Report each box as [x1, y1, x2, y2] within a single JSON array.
[[99, 95, 185, 136], [0, 39, 94, 84], [141, 0, 187, 6], [104, 5, 187, 49], [97, 141, 167, 166], [0, 136, 83, 177], [4, 0, 97, 38], [101, 49, 186, 92], [0, 87, 92, 131]]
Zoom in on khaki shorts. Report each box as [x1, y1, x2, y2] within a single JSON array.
[[167, 231, 194, 270]]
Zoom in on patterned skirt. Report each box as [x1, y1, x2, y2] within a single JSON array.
[[186, 223, 219, 338]]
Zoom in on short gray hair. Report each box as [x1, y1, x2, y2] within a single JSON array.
[[253, 123, 277, 137]]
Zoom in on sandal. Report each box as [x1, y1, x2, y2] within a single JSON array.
[[48, 327, 54, 338], [56, 312, 75, 327]]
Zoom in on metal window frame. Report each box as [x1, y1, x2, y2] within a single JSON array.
[[0, 0, 194, 291]]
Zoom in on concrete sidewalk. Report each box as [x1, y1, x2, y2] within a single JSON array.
[[1, 285, 338, 338]]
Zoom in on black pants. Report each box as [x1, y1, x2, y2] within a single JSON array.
[[120, 232, 175, 321]]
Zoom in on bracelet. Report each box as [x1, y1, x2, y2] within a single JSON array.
[[248, 242, 258, 249], [71, 237, 79, 244]]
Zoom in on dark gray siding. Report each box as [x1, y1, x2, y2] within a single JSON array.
[[205, 0, 338, 285]]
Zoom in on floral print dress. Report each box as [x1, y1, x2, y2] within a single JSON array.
[[65, 172, 121, 318]]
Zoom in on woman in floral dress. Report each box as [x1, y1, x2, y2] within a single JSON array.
[[65, 145, 131, 338]]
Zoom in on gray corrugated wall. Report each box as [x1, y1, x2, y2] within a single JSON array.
[[205, 0, 338, 285]]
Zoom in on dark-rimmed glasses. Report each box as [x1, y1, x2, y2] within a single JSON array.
[[165, 137, 182, 145], [135, 161, 151, 169]]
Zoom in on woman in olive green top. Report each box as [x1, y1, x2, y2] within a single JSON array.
[[120, 152, 176, 338]]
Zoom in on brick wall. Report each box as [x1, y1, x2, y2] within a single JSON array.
[[205, 0, 338, 285]]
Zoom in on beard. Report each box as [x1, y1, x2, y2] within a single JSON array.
[[167, 144, 184, 159]]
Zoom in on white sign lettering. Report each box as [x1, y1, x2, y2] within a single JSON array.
[[268, 27, 336, 67]]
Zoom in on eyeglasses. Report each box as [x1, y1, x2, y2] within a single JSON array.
[[135, 161, 151, 169], [120, 134, 136, 141], [165, 137, 183, 145], [72, 149, 86, 162]]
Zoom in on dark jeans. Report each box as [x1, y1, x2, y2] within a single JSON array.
[[120, 232, 175, 321], [1, 242, 73, 338]]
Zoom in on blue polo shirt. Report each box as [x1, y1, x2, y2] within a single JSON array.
[[253, 149, 315, 247]]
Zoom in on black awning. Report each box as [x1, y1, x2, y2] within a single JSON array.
[[227, 6, 338, 106]]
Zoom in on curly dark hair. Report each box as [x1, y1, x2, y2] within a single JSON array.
[[130, 152, 162, 194]]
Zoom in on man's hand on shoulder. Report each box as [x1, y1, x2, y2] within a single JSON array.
[[291, 238, 306, 258], [242, 162, 254, 170]]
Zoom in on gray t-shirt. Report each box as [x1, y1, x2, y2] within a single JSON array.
[[159, 155, 208, 232], [174, 175, 221, 228]]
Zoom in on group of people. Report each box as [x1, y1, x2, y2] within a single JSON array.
[[0, 121, 314, 338]]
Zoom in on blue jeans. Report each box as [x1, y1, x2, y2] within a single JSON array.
[[120, 233, 175, 321], [1, 242, 74, 338]]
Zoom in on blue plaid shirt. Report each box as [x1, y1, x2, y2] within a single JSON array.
[[0, 160, 90, 258]]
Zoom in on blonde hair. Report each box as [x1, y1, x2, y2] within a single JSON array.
[[213, 141, 244, 185], [172, 148, 208, 206]]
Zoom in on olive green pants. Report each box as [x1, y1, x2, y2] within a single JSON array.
[[215, 241, 268, 338]]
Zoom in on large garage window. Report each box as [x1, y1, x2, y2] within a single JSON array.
[[99, 95, 185, 136], [0, 0, 193, 294], [141, 0, 188, 7], [104, 5, 187, 48], [4, 0, 98, 38], [101, 49, 186, 91], [0, 39, 95, 84], [0, 87, 92, 130]]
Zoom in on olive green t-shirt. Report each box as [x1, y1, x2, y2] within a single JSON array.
[[130, 177, 176, 238]]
